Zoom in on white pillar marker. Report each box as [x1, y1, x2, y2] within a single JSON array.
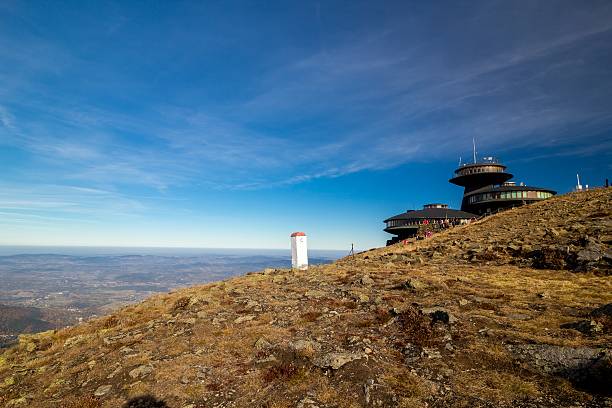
[[291, 232, 308, 270]]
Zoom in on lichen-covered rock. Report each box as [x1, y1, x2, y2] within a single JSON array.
[[94, 384, 112, 396], [313, 352, 363, 369], [129, 364, 153, 379]]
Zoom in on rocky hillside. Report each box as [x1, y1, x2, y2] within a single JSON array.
[[0, 189, 611, 408], [365, 188, 611, 274]]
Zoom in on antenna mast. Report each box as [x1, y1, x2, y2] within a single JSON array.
[[472, 137, 477, 164], [576, 174, 582, 191]]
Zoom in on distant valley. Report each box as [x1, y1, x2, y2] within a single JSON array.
[[0, 248, 344, 346]]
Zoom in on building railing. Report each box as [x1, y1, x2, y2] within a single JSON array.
[[457, 156, 500, 167], [452, 165, 506, 178]]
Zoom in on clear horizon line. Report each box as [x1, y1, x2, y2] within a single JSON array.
[[0, 244, 352, 252]]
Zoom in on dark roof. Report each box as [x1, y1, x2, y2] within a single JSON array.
[[466, 185, 556, 196], [384, 207, 476, 222]]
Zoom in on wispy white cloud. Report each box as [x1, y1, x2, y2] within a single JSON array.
[[0, 183, 146, 220], [0, 0, 611, 196], [0, 105, 15, 130]]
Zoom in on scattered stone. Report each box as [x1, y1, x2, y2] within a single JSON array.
[[119, 346, 134, 354], [297, 396, 320, 408], [561, 319, 604, 335], [394, 279, 425, 291], [234, 315, 255, 324], [245, 300, 260, 309], [107, 366, 122, 379], [290, 339, 320, 357], [254, 337, 272, 350], [590, 303, 612, 319], [421, 307, 457, 324], [389, 307, 401, 316], [403, 343, 421, 363], [211, 317, 226, 325], [507, 344, 611, 392], [64, 335, 88, 348], [256, 355, 278, 364], [129, 364, 153, 379], [359, 275, 374, 285], [547, 228, 560, 237], [313, 352, 363, 370], [364, 379, 374, 404], [577, 248, 602, 262], [272, 275, 286, 284], [182, 317, 196, 325], [507, 313, 530, 321], [6, 397, 27, 406], [94, 384, 112, 396], [507, 243, 521, 252], [458, 298, 470, 306], [304, 290, 326, 299], [421, 347, 442, 359]]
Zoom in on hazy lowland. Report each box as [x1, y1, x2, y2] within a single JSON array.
[[0, 248, 344, 348], [0, 189, 610, 408]]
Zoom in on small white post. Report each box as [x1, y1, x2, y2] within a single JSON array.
[[290, 232, 308, 270]]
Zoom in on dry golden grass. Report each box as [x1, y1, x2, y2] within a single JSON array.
[[0, 188, 610, 407]]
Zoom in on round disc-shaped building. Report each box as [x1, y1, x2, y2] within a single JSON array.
[[384, 204, 476, 245]]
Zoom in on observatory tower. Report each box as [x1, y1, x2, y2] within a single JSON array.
[[449, 157, 512, 210], [449, 156, 556, 215]]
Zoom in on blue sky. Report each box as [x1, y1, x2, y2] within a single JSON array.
[[1, 1, 611, 250]]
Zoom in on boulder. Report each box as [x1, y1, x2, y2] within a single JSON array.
[[591, 303, 612, 319], [421, 307, 457, 324], [313, 352, 363, 370], [94, 384, 112, 396], [290, 339, 320, 358], [128, 364, 153, 379], [393, 279, 425, 291], [507, 344, 611, 394], [560, 319, 604, 335]]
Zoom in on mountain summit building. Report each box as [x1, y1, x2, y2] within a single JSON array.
[[384, 204, 475, 245], [449, 157, 556, 215], [383, 155, 556, 245]]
